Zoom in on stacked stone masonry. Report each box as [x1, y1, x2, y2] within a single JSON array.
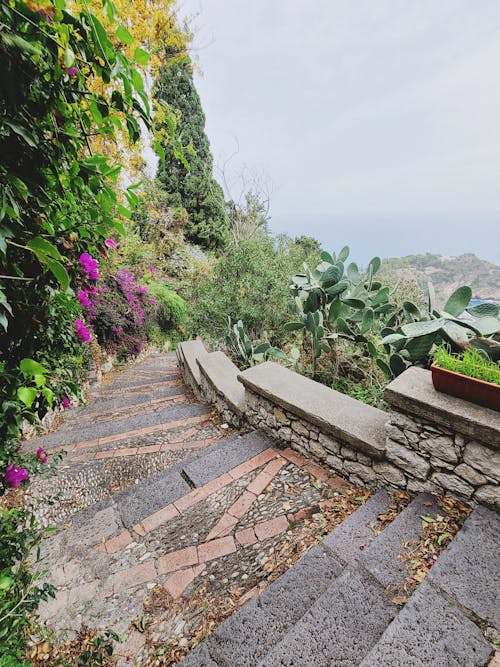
[[178, 343, 500, 509]]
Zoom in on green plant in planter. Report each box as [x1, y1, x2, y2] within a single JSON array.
[[433, 348, 500, 385], [380, 286, 500, 376]]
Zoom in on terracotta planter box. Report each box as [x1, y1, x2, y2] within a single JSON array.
[[431, 363, 500, 412]]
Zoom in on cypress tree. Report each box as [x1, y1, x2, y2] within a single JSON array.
[[155, 51, 228, 249]]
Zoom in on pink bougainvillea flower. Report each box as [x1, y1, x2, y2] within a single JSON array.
[[74, 319, 91, 342], [78, 253, 99, 281], [104, 238, 117, 249], [67, 67, 78, 76], [148, 298, 157, 305], [4, 464, 29, 488], [136, 286, 148, 295], [36, 448, 48, 464], [61, 396, 72, 409], [77, 290, 91, 308]]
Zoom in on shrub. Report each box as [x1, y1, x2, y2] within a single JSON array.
[[183, 234, 319, 347], [147, 282, 186, 331]]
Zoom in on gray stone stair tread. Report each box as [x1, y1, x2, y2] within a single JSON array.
[[256, 566, 396, 666], [358, 580, 492, 667], [182, 431, 273, 487], [238, 361, 386, 458], [66, 385, 187, 418], [25, 400, 207, 451], [180, 340, 208, 385], [179, 644, 219, 667], [114, 432, 267, 526], [427, 505, 500, 627], [193, 544, 342, 667], [99, 373, 179, 390], [359, 492, 440, 589], [198, 351, 246, 414], [116, 469, 191, 527], [323, 489, 390, 564]]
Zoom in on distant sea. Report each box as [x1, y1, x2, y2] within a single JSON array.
[[470, 298, 500, 306]]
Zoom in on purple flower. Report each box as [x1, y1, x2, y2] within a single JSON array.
[[4, 464, 29, 488], [79, 253, 99, 281], [75, 319, 91, 342], [67, 67, 78, 76], [104, 238, 117, 249], [61, 396, 72, 409], [148, 298, 157, 305], [136, 286, 148, 295], [77, 289, 91, 308], [36, 448, 48, 464]]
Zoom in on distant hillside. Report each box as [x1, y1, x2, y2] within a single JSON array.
[[380, 253, 500, 305]]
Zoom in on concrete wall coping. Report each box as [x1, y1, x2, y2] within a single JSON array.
[[384, 367, 500, 450], [197, 352, 246, 416], [178, 340, 208, 385], [238, 362, 387, 459]]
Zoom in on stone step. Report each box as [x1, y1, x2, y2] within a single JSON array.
[[322, 488, 390, 564], [96, 371, 180, 392], [180, 544, 344, 667], [358, 580, 492, 667], [179, 489, 394, 666], [358, 492, 441, 589], [179, 491, 447, 666], [26, 402, 210, 451], [114, 430, 273, 528], [427, 505, 500, 628], [64, 384, 188, 419], [256, 565, 396, 666], [182, 430, 273, 487]]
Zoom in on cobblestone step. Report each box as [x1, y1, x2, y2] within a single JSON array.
[[180, 494, 498, 667]]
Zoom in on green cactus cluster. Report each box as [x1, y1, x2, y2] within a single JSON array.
[[226, 318, 295, 368], [284, 246, 500, 379], [380, 285, 500, 375], [284, 246, 414, 376]]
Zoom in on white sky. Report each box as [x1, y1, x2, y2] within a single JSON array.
[[178, 0, 500, 264]]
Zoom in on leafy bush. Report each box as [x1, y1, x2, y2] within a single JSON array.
[[147, 282, 186, 331], [433, 348, 500, 385], [183, 234, 320, 347]]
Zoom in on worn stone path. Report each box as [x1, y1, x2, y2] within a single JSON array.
[[26, 351, 374, 665], [25, 351, 500, 666]]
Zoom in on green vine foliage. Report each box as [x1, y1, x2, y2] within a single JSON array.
[[0, 0, 152, 451], [0, 0, 160, 660]]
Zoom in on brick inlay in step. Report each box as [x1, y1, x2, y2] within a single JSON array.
[[198, 535, 237, 563], [157, 546, 198, 575]]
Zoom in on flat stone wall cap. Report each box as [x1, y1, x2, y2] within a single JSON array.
[[238, 362, 386, 458], [198, 351, 246, 414], [385, 367, 500, 449], [179, 340, 208, 385]]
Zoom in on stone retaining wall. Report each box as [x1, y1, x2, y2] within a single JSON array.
[[178, 342, 500, 509]]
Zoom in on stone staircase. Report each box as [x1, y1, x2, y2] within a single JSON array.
[[181, 494, 498, 667], [24, 350, 499, 666]]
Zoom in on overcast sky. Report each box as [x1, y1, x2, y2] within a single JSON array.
[[178, 1, 500, 264]]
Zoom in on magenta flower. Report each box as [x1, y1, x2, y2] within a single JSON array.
[[67, 67, 78, 76], [75, 319, 91, 342], [148, 298, 157, 305], [79, 253, 99, 281], [104, 238, 117, 249], [77, 290, 91, 308], [136, 286, 148, 295], [36, 448, 48, 464], [4, 464, 29, 488], [61, 396, 72, 409]]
